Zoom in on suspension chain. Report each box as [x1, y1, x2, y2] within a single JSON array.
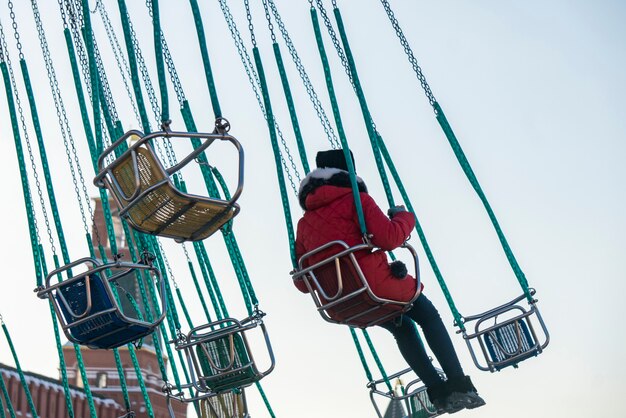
[[0, 18, 53, 253], [267, 0, 340, 149], [379, 0, 436, 109]]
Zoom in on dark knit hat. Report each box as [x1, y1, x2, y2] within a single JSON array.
[[316, 149, 356, 172]]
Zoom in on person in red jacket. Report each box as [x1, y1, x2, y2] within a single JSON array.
[[294, 150, 485, 413]]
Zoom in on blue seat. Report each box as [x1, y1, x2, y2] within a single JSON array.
[[56, 273, 153, 349]]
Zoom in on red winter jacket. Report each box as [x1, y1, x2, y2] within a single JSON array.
[[294, 168, 419, 302]]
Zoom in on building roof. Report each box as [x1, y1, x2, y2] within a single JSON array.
[[0, 362, 122, 407]]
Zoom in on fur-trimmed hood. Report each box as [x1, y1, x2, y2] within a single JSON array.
[[298, 167, 368, 210]]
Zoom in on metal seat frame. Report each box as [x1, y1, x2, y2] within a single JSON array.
[[369, 367, 443, 418], [167, 311, 275, 403], [198, 389, 249, 418], [291, 240, 422, 328], [94, 121, 244, 242], [460, 290, 550, 372], [36, 255, 167, 349]]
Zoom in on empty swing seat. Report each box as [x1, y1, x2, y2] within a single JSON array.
[[37, 256, 167, 350], [461, 290, 549, 372], [369, 367, 444, 418], [292, 240, 421, 328], [174, 314, 275, 399], [199, 389, 248, 418], [94, 124, 244, 242]]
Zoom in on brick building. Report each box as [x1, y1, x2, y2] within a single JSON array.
[[0, 362, 124, 417]]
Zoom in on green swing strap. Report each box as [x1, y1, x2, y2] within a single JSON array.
[[376, 135, 464, 326], [150, 0, 169, 123], [260, 0, 311, 174], [309, 6, 367, 235], [0, 59, 42, 286], [244, 0, 298, 266], [116, 0, 151, 132], [188, 0, 222, 119], [0, 361, 16, 418], [267, 0, 341, 150], [1, 321, 38, 418], [380, 0, 533, 301]]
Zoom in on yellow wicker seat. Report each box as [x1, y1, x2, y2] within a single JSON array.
[[94, 122, 243, 242]]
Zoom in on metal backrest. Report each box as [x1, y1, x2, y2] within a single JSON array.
[[292, 240, 421, 328], [94, 127, 245, 242], [174, 314, 275, 399], [461, 290, 550, 372], [37, 256, 167, 349], [199, 390, 248, 418], [368, 367, 444, 418]]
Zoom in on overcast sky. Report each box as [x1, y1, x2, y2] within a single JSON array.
[[0, 1, 624, 417]]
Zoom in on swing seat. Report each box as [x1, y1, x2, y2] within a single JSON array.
[[461, 290, 549, 372], [199, 389, 248, 418], [292, 240, 421, 328], [368, 367, 444, 418], [176, 314, 275, 398], [37, 256, 167, 350], [94, 125, 244, 242]]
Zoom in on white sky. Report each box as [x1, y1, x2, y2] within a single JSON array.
[[0, 1, 624, 417]]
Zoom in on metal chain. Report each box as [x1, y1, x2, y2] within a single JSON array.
[[97, 1, 142, 126], [314, 0, 382, 136], [267, 0, 340, 149], [31, 0, 96, 238], [218, 0, 300, 193], [314, 0, 352, 84], [243, 0, 257, 48], [156, 238, 178, 289], [0, 21, 53, 253], [127, 15, 159, 129], [143, 0, 186, 106], [7, 0, 24, 60], [66, 0, 94, 99], [93, 39, 119, 122], [379, 0, 436, 109], [56, 0, 69, 29], [260, 0, 277, 43]]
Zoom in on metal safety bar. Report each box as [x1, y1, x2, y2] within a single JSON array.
[[291, 240, 421, 328], [460, 289, 550, 372], [36, 254, 167, 349], [93, 120, 244, 242]]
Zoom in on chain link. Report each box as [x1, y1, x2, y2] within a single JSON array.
[[218, 0, 300, 194], [127, 15, 159, 128], [267, 0, 340, 148], [0, 21, 53, 253], [243, 0, 257, 48], [31, 0, 95, 238], [7, 0, 24, 60], [379, 0, 436, 109], [260, 0, 276, 43], [56, 0, 69, 29], [97, 1, 142, 126]]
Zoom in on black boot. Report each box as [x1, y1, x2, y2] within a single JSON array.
[[444, 376, 486, 411], [426, 381, 450, 412]]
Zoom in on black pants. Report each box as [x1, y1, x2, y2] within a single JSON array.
[[379, 293, 464, 388]]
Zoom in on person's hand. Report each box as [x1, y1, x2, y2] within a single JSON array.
[[387, 205, 407, 218]]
